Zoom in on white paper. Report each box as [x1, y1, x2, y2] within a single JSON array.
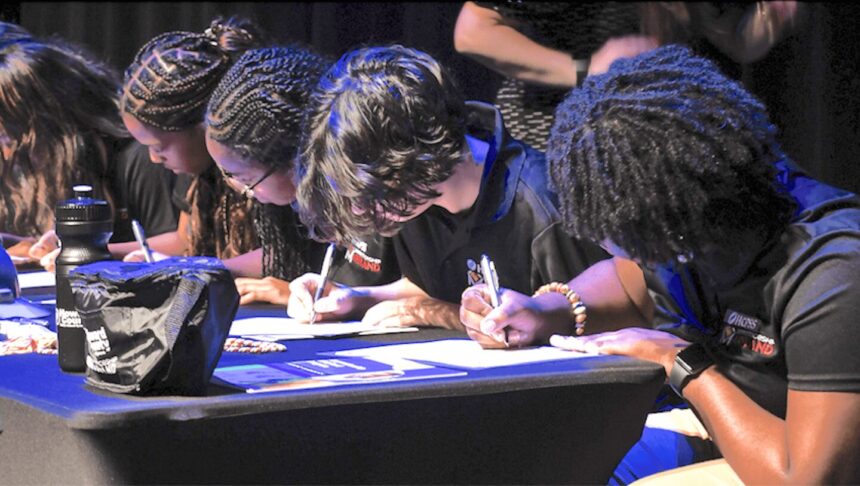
[[331, 338, 597, 370], [16, 271, 55, 289], [229, 317, 419, 340]]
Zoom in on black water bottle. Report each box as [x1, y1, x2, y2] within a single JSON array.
[[55, 185, 113, 372]]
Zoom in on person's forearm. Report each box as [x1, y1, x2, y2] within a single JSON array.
[[454, 2, 579, 88], [566, 257, 653, 334], [404, 298, 463, 330], [1, 232, 33, 248], [223, 248, 263, 278], [353, 277, 428, 305]]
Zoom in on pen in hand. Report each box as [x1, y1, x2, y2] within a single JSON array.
[[479, 253, 507, 346], [309, 243, 337, 324], [131, 219, 154, 263]]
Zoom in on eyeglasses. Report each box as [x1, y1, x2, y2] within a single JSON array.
[[218, 164, 278, 199]]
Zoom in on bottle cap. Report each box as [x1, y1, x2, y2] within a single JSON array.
[[56, 184, 112, 223]]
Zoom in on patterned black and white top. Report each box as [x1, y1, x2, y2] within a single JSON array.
[[476, 2, 640, 152]]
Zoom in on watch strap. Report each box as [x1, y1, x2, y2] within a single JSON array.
[[669, 343, 714, 397]]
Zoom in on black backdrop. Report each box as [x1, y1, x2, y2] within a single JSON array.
[[5, 2, 860, 194]]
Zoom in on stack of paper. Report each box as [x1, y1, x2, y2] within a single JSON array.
[[331, 338, 596, 370], [229, 317, 419, 341]]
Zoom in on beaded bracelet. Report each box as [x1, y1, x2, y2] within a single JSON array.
[[533, 282, 587, 335]]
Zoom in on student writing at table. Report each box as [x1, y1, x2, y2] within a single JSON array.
[[459, 44, 860, 484], [287, 45, 607, 329], [0, 23, 179, 269], [204, 46, 400, 305], [119, 16, 267, 291]]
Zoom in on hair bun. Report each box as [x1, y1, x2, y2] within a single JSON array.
[[204, 16, 264, 54]]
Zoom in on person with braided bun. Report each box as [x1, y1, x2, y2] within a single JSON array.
[[0, 22, 179, 269], [205, 46, 400, 306], [288, 45, 606, 329], [119, 16, 267, 283], [460, 44, 860, 483]]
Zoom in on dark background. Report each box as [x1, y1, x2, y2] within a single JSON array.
[[3, 2, 858, 194]]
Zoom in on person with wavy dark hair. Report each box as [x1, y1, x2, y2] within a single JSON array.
[[119, 16, 265, 278], [205, 45, 399, 305], [289, 44, 605, 329], [461, 44, 860, 483], [0, 22, 178, 268]]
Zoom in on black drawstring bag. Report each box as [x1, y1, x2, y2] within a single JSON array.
[[69, 257, 239, 396]]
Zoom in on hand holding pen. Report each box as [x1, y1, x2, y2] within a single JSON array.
[[479, 254, 508, 347], [309, 243, 337, 324], [131, 219, 154, 263]]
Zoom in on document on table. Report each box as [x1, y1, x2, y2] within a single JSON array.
[[213, 356, 466, 393], [330, 338, 597, 370], [229, 317, 419, 340], [16, 271, 55, 289]]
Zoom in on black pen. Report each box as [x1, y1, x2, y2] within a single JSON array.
[[131, 219, 154, 263], [310, 243, 336, 324]]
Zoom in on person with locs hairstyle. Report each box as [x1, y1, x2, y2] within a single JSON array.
[[119, 16, 266, 283], [204, 46, 399, 305], [288, 45, 606, 329], [0, 22, 178, 269], [460, 44, 860, 483]]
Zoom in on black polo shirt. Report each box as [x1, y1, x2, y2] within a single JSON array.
[[645, 159, 860, 418], [258, 203, 400, 287], [393, 101, 607, 304], [107, 140, 180, 243]]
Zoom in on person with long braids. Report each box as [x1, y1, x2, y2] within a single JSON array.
[[460, 45, 860, 483], [205, 46, 399, 305], [0, 22, 179, 267], [119, 16, 265, 280]]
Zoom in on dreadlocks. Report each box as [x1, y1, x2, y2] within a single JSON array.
[[547, 44, 795, 264], [120, 16, 266, 259], [206, 46, 330, 279]]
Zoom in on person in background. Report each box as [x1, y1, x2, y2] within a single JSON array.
[[288, 45, 606, 329], [460, 44, 860, 484], [204, 46, 400, 305], [640, 2, 803, 79], [453, 1, 659, 152], [118, 16, 265, 287], [0, 22, 178, 269]]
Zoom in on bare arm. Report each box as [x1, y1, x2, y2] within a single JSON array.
[[684, 372, 860, 483], [461, 257, 653, 347], [567, 257, 653, 333], [454, 2, 659, 87], [454, 1, 581, 88], [223, 247, 263, 278]]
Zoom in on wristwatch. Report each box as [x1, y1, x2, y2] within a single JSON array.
[[669, 343, 714, 397]]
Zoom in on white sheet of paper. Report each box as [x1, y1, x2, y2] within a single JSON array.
[[331, 338, 597, 370], [229, 317, 419, 339], [16, 271, 55, 289]]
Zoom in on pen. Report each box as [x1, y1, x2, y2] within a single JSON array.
[[480, 254, 501, 307], [131, 219, 154, 263], [480, 253, 507, 346], [310, 242, 337, 324]]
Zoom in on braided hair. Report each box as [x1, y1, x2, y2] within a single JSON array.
[[206, 46, 330, 279], [547, 44, 796, 264], [120, 16, 267, 259]]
